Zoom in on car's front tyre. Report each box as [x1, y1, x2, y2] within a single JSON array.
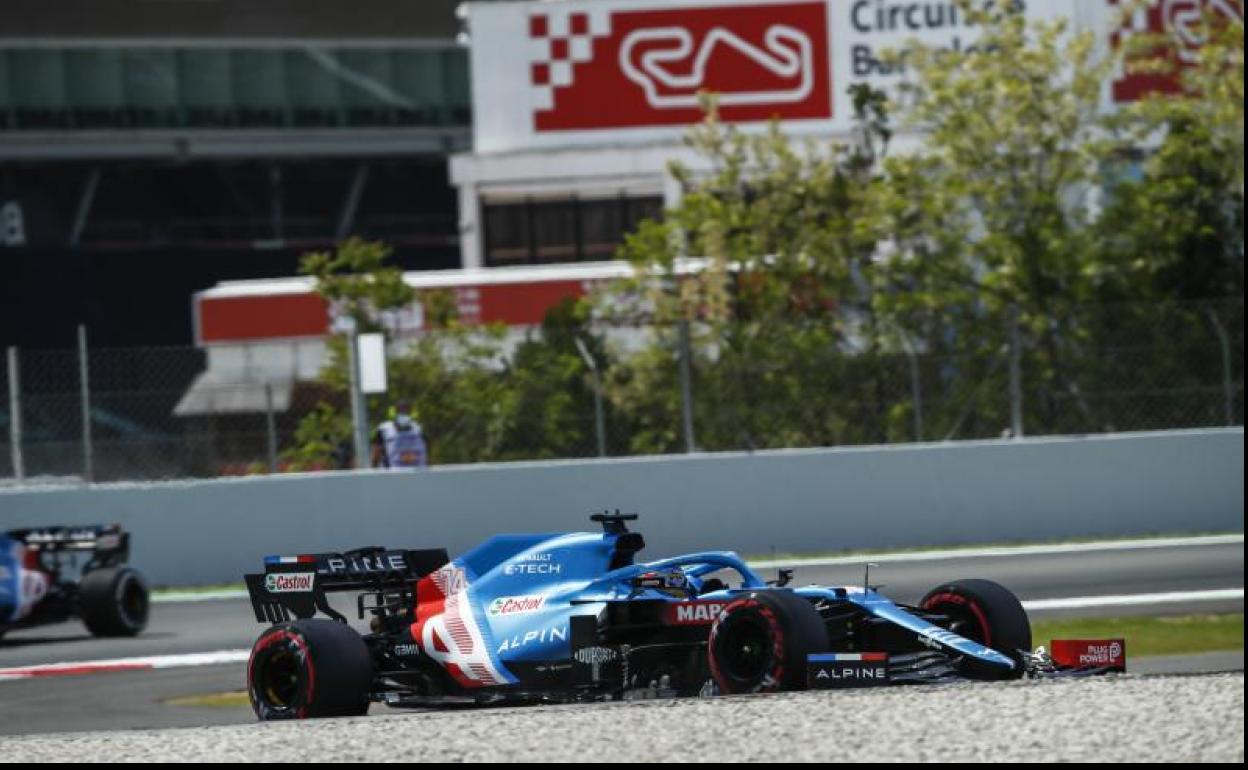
[[921, 578, 1031, 680], [247, 619, 373, 720]]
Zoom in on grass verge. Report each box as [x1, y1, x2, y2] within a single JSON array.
[[165, 691, 251, 708], [1031, 613, 1243, 657]]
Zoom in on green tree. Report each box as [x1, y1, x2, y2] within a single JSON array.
[[871, 0, 1148, 435], [282, 402, 352, 471], [290, 236, 616, 465], [298, 237, 414, 332], [610, 0, 1241, 445], [502, 298, 611, 459], [612, 88, 903, 451], [1100, 5, 1244, 300], [382, 323, 514, 464], [287, 238, 416, 467]]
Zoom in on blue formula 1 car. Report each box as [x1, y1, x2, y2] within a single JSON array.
[[241, 512, 1079, 719], [1, 525, 149, 641]]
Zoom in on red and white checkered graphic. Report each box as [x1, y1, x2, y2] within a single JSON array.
[[529, 9, 614, 111], [1108, 0, 1242, 102]]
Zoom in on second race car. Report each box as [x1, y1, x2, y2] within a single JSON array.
[[1, 524, 150, 640]]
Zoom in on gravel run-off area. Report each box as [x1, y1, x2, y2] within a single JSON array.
[[2, 673, 1243, 762]]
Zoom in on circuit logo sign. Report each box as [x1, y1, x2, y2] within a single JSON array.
[[528, 1, 832, 131], [1109, 0, 1243, 102], [264, 573, 315, 593]]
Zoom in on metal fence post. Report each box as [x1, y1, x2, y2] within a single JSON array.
[[1206, 308, 1235, 426], [898, 330, 923, 442], [7, 346, 23, 482], [78, 324, 94, 482], [347, 331, 370, 469], [265, 381, 278, 473], [678, 319, 697, 453], [1008, 307, 1024, 439]]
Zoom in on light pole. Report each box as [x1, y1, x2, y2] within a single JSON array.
[[574, 337, 607, 458]]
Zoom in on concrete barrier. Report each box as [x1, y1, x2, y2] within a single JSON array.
[[0, 428, 1242, 586]]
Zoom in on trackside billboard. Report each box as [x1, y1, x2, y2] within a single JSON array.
[[467, 0, 1081, 153], [467, 0, 1241, 154]]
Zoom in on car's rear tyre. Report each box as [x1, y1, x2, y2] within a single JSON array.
[[708, 590, 828, 694], [79, 566, 149, 637], [247, 619, 372, 720], [920, 578, 1031, 680]]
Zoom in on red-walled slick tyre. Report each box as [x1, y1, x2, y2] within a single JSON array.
[[247, 619, 372, 720], [708, 590, 828, 694], [921, 578, 1031, 680]]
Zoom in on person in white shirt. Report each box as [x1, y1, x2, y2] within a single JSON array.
[[370, 401, 429, 469]]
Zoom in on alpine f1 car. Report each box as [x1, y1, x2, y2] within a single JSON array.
[[244, 513, 1123, 719], [0, 525, 150, 640]]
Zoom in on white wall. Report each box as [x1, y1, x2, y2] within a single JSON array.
[[0, 428, 1241, 586]]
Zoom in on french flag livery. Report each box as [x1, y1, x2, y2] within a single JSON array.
[[808, 653, 888, 662]]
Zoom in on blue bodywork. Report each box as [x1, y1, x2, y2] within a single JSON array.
[[409, 526, 1015, 688], [0, 533, 22, 624]]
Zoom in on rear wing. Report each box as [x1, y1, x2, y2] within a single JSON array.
[[4, 525, 130, 567], [245, 546, 448, 625]]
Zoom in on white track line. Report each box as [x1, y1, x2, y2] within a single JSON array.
[[0, 649, 250, 681], [153, 589, 249, 604], [748, 534, 1245, 570], [1023, 588, 1244, 611]]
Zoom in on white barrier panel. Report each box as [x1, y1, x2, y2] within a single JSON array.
[[0, 428, 1242, 586]]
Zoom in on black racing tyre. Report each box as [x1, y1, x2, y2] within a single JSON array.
[[247, 619, 373, 720], [79, 566, 149, 637], [920, 578, 1031, 680], [708, 590, 829, 694]]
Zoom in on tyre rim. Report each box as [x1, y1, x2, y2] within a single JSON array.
[[716, 616, 771, 684], [923, 593, 991, 647], [117, 577, 149, 628], [258, 646, 304, 710]]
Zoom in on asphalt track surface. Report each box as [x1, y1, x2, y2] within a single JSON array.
[[0, 537, 1242, 738]]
